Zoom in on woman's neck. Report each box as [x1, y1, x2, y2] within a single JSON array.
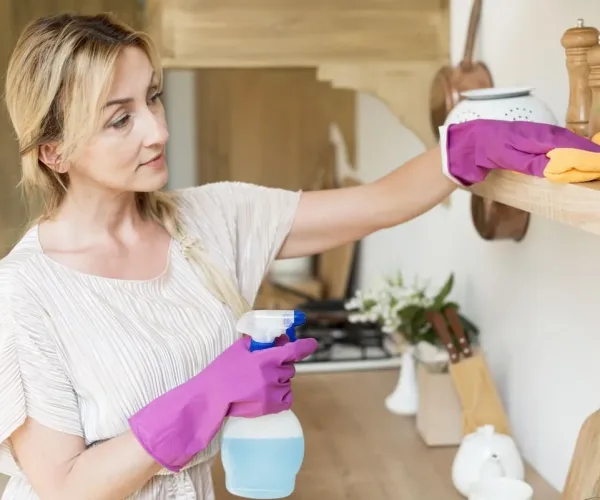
[[48, 189, 146, 244], [36, 188, 172, 280]]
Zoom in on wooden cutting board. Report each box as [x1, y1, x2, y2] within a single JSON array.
[[562, 409, 600, 500]]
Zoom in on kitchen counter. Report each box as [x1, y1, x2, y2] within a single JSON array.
[[212, 369, 560, 499]]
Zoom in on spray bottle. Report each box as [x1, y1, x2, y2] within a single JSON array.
[[221, 310, 307, 499]]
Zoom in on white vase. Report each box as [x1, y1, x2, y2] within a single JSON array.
[[385, 345, 419, 415]]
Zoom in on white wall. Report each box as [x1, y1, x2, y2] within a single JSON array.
[[355, 0, 600, 491], [165, 0, 600, 491], [164, 70, 198, 189]]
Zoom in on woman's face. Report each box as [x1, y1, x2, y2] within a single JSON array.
[[52, 46, 170, 195]]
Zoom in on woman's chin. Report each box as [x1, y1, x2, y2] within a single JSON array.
[[136, 165, 169, 192]]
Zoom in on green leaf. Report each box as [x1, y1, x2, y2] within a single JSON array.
[[363, 299, 377, 309], [397, 304, 422, 323], [432, 273, 454, 309], [442, 301, 459, 310]]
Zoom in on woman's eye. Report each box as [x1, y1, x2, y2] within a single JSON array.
[[111, 114, 131, 129], [108, 91, 162, 129], [149, 91, 163, 105]]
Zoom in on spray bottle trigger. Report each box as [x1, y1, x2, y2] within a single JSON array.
[[286, 310, 307, 342], [286, 326, 297, 342]]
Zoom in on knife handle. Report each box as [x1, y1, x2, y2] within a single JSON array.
[[444, 307, 472, 358], [426, 310, 459, 363]]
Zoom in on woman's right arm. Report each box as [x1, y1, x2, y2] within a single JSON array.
[[9, 418, 161, 500]]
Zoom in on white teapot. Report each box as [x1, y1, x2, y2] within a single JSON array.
[[452, 425, 525, 497]]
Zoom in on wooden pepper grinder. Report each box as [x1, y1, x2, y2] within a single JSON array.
[[561, 19, 599, 136], [587, 35, 600, 138]]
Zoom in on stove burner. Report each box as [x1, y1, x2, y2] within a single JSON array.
[[296, 321, 395, 364]]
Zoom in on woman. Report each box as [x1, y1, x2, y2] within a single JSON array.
[[1, 11, 597, 500]]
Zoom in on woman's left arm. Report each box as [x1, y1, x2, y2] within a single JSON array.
[[278, 146, 456, 259]]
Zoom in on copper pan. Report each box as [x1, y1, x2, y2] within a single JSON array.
[[429, 0, 529, 242], [429, 0, 493, 138]]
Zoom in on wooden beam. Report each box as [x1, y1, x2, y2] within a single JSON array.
[[147, 0, 449, 68], [467, 171, 600, 236]]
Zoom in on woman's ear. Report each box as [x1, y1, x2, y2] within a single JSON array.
[[39, 143, 68, 173]]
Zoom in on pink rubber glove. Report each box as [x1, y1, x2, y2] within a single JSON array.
[[128, 334, 318, 472], [438, 119, 600, 186]]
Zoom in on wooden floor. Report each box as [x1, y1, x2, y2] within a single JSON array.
[[211, 369, 560, 499]]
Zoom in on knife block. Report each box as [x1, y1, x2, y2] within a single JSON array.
[[416, 362, 463, 446]]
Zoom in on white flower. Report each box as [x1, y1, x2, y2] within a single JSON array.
[[344, 270, 447, 333]]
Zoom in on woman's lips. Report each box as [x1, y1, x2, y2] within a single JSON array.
[[140, 152, 165, 169]]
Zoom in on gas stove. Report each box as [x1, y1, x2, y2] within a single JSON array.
[[295, 318, 401, 372]]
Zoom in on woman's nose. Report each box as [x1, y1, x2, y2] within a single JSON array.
[[143, 109, 169, 147]]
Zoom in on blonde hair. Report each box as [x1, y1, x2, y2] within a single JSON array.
[[5, 12, 250, 318]]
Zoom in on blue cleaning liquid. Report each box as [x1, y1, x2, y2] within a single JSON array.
[[221, 436, 305, 499]]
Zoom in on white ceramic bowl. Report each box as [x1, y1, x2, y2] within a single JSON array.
[[444, 86, 558, 126], [468, 477, 533, 500]]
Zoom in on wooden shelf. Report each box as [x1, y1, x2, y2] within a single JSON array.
[[466, 171, 600, 236]]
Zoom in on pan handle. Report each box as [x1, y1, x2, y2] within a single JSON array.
[[461, 0, 483, 70]]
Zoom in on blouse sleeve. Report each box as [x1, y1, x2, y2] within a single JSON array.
[[0, 280, 83, 473], [177, 181, 301, 305]]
